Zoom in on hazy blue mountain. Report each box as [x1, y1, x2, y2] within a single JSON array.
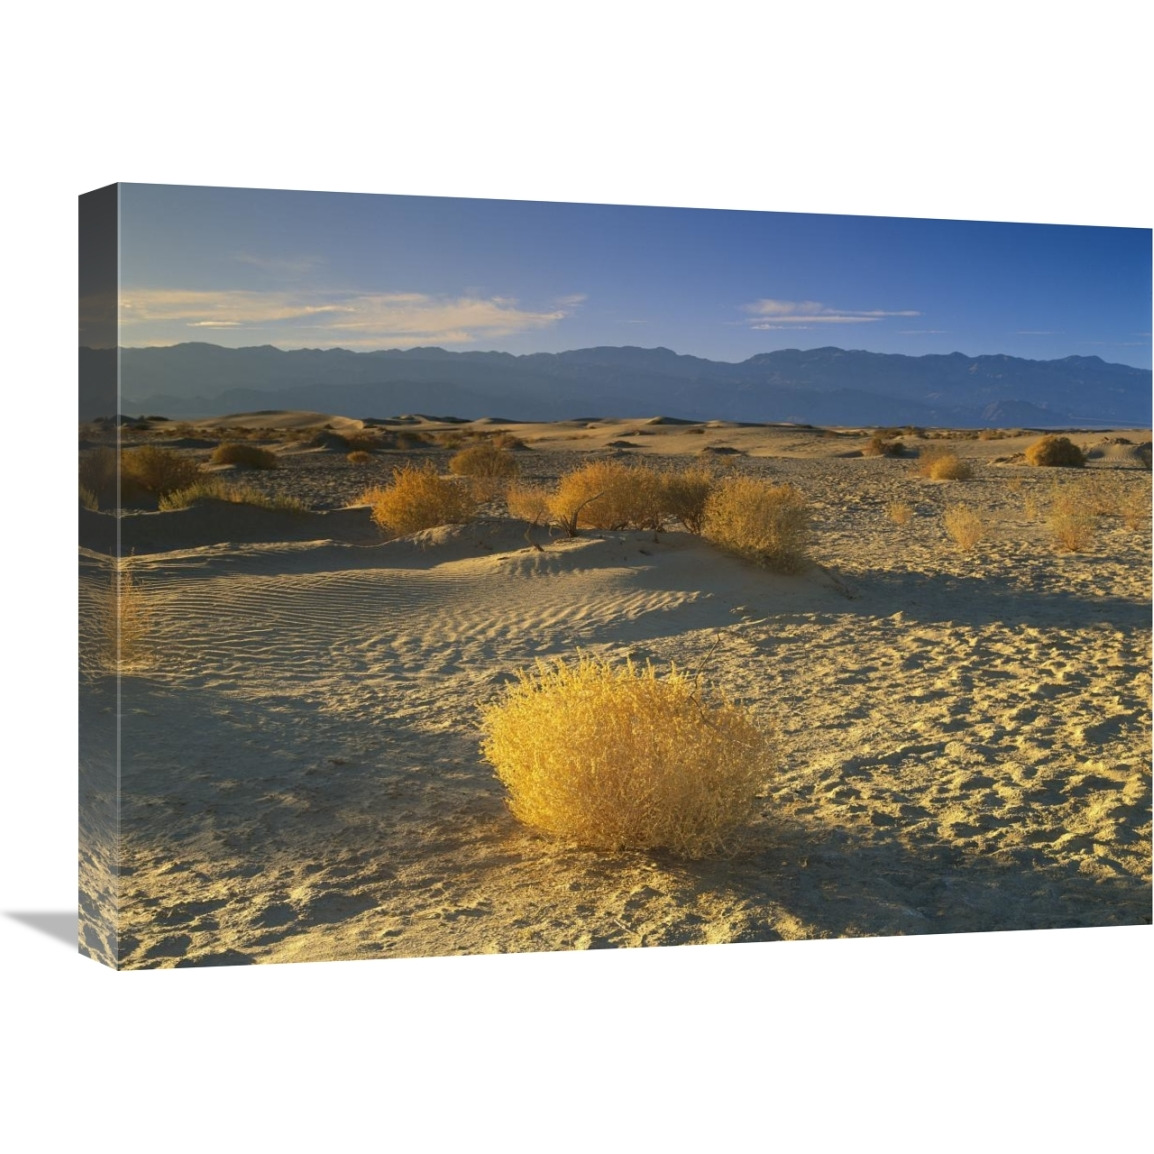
[[90, 342, 1152, 426]]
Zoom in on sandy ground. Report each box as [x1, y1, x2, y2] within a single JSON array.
[[79, 417, 1152, 967]]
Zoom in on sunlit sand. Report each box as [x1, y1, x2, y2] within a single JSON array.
[[79, 415, 1152, 966]]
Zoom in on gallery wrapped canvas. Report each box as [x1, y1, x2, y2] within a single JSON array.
[[79, 184, 1152, 969]]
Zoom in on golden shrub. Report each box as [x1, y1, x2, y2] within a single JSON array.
[[79, 446, 119, 509], [886, 501, 914, 525], [943, 504, 984, 551], [506, 482, 551, 526], [1025, 435, 1086, 468], [210, 442, 280, 469], [701, 476, 809, 573], [361, 462, 477, 535], [661, 465, 716, 533], [863, 434, 903, 457], [480, 655, 774, 858], [449, 442, 520, 479], [346, 450, 373, 465], [102, 561, 149, 670], [450, 443, 520, 501], [548, 460, 665, 535], [917, 447, 973, 480], [158, 477, 308, 514], [121, 445, 203, 498]]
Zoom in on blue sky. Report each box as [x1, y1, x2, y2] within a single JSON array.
[[110, 183, 1152, 368]]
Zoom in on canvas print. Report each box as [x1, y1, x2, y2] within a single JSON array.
[[79, 184, 1152, 969]]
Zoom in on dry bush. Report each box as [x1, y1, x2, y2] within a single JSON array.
[[449, 442, 520, 500], [490, 431, 526, 451], [886, 501, 914, 525], [661, 465, 716, 534], [943, 504, 984, 550], [79, 484, 99, 511], [1046, 486, 1095, 550], [1023, 493, 1041, 521], [1025, 435, 1086, 468], [863, 434, 904, 457], [1119, 486, 1151, 531], [450, 442, 520, 479], [347, 450, 373, 465], [210, 442, 280, 469], [917, 447, 973, 480], [121, 445, 203, 499], [158, 478, 309, 514], [79, 446, 119, 509], [480, 655, 774, 858], [1049, 509, 1095, 551], [549, 460, 666, 535], [506, 482, 551, 526], [102, 561, 149, 669], [702, 477, 809, 573], [361, 462, 477, 536]]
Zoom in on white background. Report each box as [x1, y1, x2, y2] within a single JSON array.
[[1, 3, 1149, 1149]]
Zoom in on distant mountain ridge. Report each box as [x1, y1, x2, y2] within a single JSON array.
[[82, 342, 1152, 426]]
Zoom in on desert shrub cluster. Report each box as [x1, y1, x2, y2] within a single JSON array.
[[863, 433, 904, 457], [361, 463, 478, 535], [701, 477, 809, 572], [917, 447, 973, 481], [1025, 435, 1086, 468], [480, 655, 775, 858], [449, 443, 521, 499], [505, 482, 552, 526], [210, 443, 280, 469], [943, 504, 984, 551], [158, 477, 309, 514], [548, 460, 666, 535], [661, 465, 716, 534], [81, 445, 204, 508]]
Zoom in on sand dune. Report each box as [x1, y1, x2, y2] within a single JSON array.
[[77, 419, 1151, 966]]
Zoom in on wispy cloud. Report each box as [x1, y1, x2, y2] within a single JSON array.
[[898, 329, 947, 335], [119, 288, 580, 345], [740, 298, 920, 331]]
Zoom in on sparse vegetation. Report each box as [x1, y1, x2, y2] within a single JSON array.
[[103, 560, 149, 669], [210, 443, 280, 469], [361, 462, 478, 536], [121, 445, 203, 500], [506, 482, 552, 526], [886, 501, 914, 525], [1047, 487, 1095, 551], [661, 465, 716, 534], [863, 434, 904, 457], [1025, 435, 1086, 468], [479, 655, 775, 858], [917, 447, 973, 481], [1119, 483, 1151, 532], [702, 477, 809, 573], [158, 478, 309, 514], [347, 450, 373, 465], [449, 442, 520, 499], [943, 504, 984, 551]]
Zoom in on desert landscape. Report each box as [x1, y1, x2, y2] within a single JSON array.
[[77, 413, 1152, 967]]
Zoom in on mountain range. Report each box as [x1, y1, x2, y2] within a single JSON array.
[[81, 343, 1152, 427]]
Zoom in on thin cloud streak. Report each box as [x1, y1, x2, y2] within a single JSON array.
[[120, 288, 583, 344], [740, 298, 920, 331]]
